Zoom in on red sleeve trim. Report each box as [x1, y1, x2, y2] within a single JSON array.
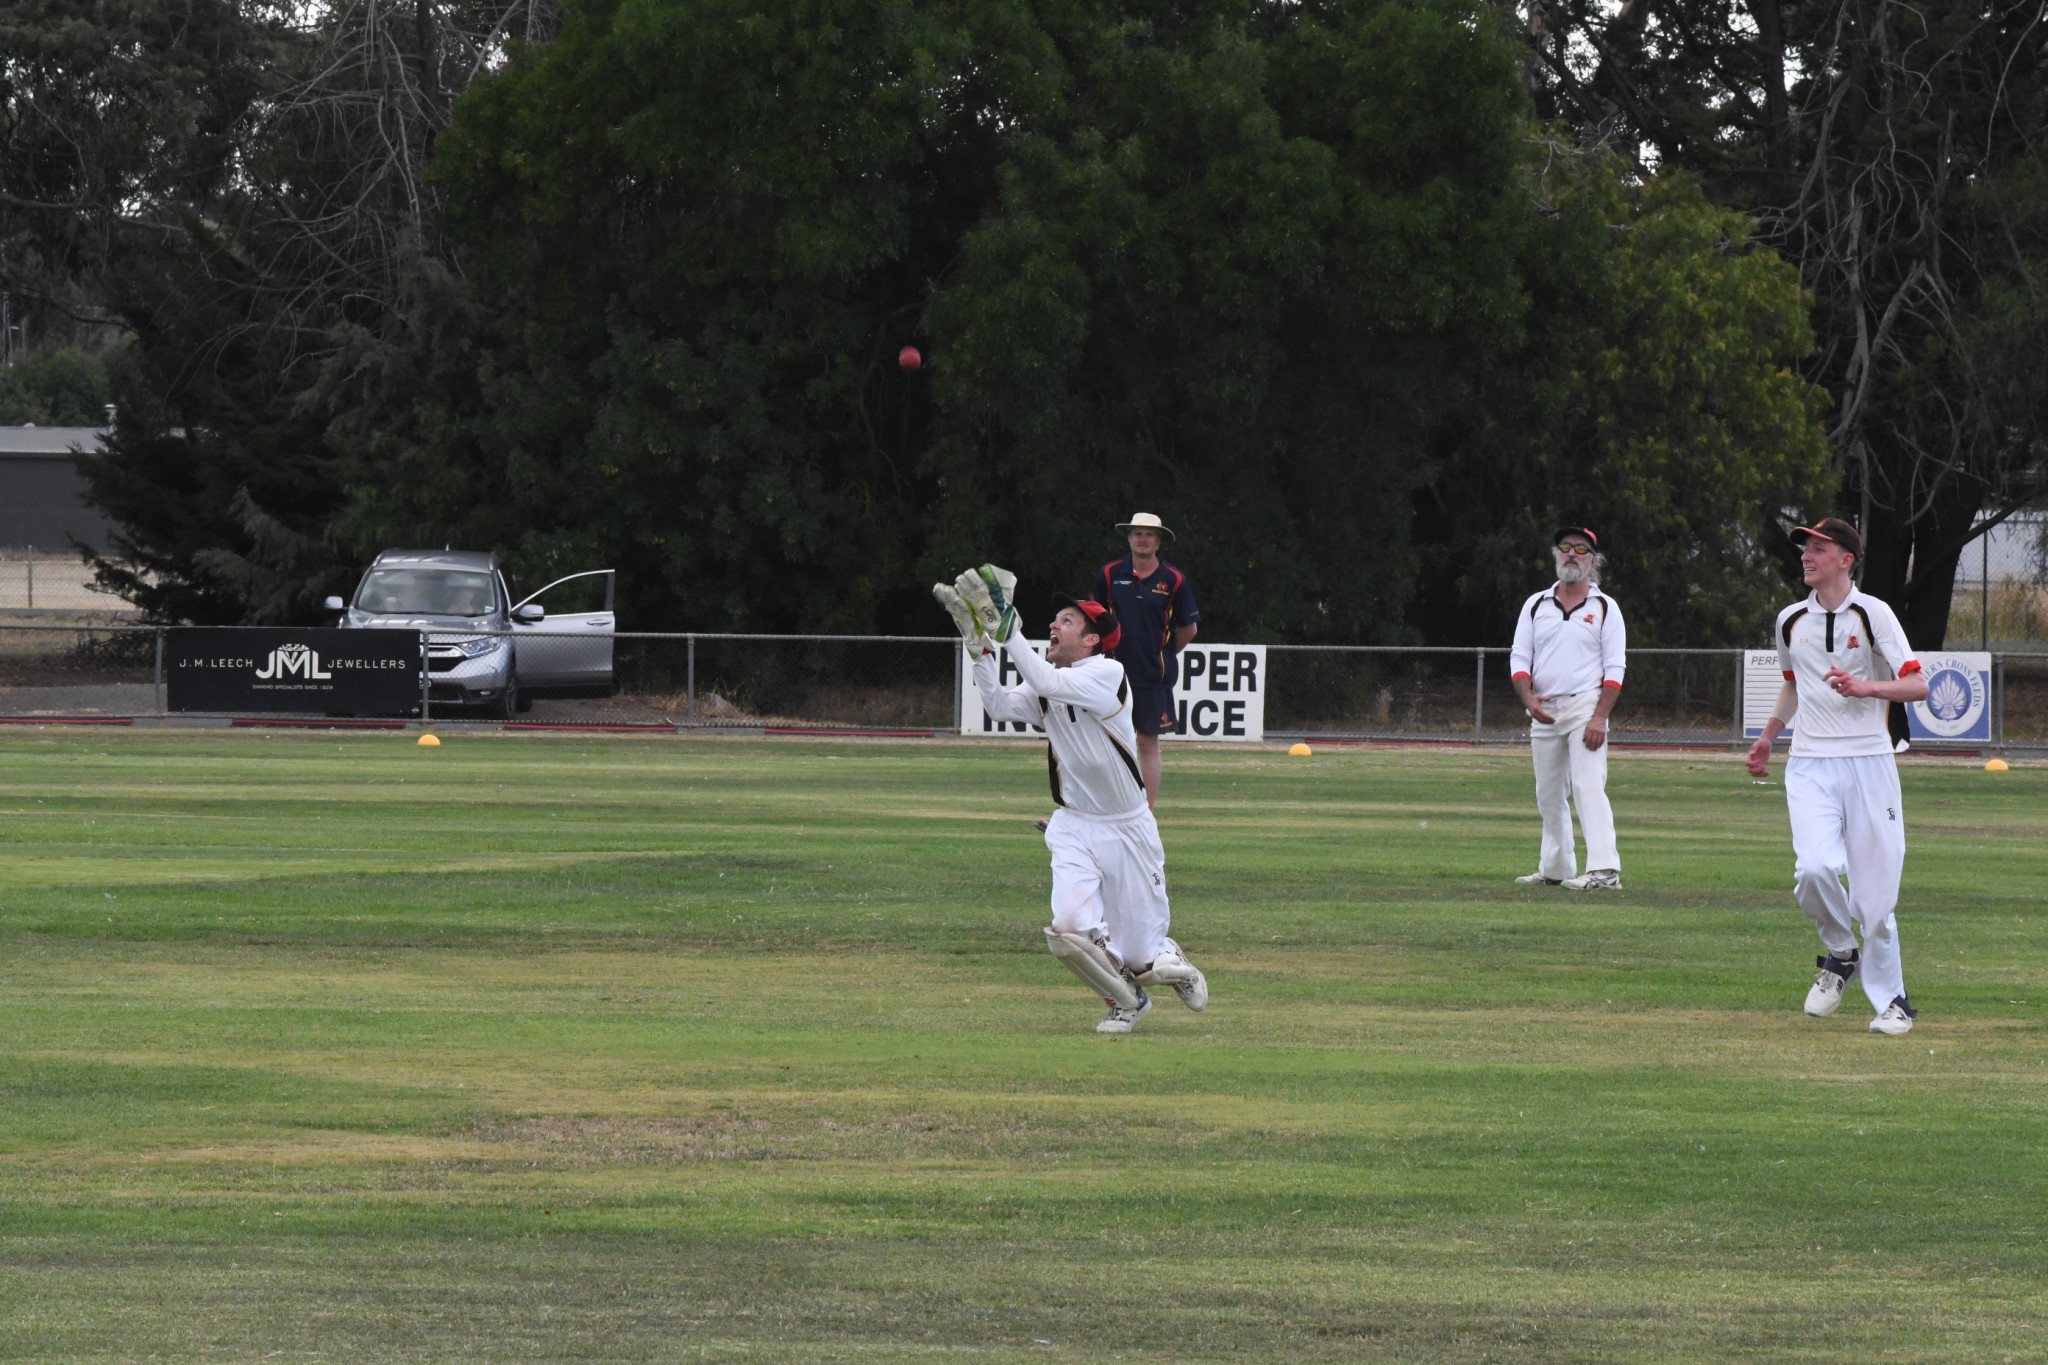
[[1511, 671, 1531, 681], [1782, 670, 1795, 681], [1898, 660, 1922, 675], [1601, 680, 1622, 690]]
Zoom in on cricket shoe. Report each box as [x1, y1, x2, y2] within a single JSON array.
[[1097, 987, 1152, 1035], [1514, 872, 1563, 886], [1805, 951, 1859, 1017], [1870, 995, 1919, 1036], [1562, 869, 1622, 891], [1137, 938, 1208, 1012]]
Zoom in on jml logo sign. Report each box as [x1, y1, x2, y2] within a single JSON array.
[[255, 643, 332, 681], [168, 627, 422, 715], [957, 643, 1266, 742]]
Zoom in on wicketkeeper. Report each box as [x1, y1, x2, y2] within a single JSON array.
[[935, 566, 1209, 1034]]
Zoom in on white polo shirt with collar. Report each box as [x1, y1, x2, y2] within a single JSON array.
[[1510, 585, 1627, 698], [1774, 587, 1921, 758]]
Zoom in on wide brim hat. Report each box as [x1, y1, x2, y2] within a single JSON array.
[[1116, 512, 1174, 541]]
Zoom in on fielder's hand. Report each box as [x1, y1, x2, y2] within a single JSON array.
[[1745, 735, 1773, 777], [954, 565, 1019, 644], [932, 582, 984, 649], [1583, 715, 1607, 750]]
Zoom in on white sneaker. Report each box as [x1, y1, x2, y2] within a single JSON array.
[[1515, 872, 1563, 885], [1870, 996, 1918, 1036], [1156, 938, 1207, 1011], [1562, 869, 1621, 890], [1097, 988, 1152, 1034], [1804, 952, 1858, 1017]]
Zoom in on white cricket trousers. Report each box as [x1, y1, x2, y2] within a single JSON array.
[[1044, 806, 1170, 971], [1784, 754, 1908, 1012], [1530, 689, 1620, 880]]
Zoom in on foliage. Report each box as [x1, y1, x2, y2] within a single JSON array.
[[0, 345, 112, 426], [1523, 0, 2048, 649], [1421, 160, 1832, 645]]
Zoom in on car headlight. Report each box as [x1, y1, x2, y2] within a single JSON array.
[[455, 636, 506, 657]]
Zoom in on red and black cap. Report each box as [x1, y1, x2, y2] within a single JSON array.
[[1050, 593, 1121, 652], [1554, 526, 1599, 549], [1789, 517, 1864, 560]]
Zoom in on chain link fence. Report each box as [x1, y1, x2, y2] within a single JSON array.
[[0, 624, 2038, 747], [0, 551, 134, 613]]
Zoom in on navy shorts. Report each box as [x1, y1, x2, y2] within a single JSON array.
[[1130, 683, 1178, 736]]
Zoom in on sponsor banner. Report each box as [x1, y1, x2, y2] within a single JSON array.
[[168, 628, 422, 714], [1907, 651, 1992, 742], [958, 643, 1265, 742], [1742, 650, 1789, 739]]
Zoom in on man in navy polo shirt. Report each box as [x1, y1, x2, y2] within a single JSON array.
[[1094, 512, 1200, 807]]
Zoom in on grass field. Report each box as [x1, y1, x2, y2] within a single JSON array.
[[0, 732, 2043, 1362]]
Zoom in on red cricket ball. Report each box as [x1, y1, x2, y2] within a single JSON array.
[[897, 345, 922, 372]]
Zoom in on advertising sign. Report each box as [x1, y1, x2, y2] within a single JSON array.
[[959, 643, 1266, 742], [1742, 650, 1790, 739], [168, 628, 422, 714], [1907, 651, 1993, 742]]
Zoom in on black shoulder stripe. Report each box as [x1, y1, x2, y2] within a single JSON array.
[[1780, 606, 1809, 647], [1117, 677, 1128, 705], [1529, 597, 1543, 621], [1104, 728, 1146, 793], [1849, 603, 1874, 642]]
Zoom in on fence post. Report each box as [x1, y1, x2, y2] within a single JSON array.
[[1732, 649, 1745, 745], [1994, 653, 2005, 749], [153, 626, 166, 721], [418, 634, 430, 726], [25, 549, 32, 610], [1473, 648, 1484, 736], [686, 634, 696, 721]]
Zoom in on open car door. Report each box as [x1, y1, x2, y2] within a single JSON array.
[[511, 570, 616, 696]]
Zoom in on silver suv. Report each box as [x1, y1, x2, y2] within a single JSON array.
[[325, 550, 616, 717]]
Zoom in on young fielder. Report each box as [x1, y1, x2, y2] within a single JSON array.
[[934, 566, 1208, 1034], [1746, 519, 1929, 1036]]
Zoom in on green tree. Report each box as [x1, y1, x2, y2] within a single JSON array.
[[1419, 160, 1833, 646], [0, 346, 112, 426]]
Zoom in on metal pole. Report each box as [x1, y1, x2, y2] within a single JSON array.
[[1982, 531, 1990, 651], [1995, 653, 2005, 749], [25, 549, 33, 610], [686, 634, 696, 721], [953, 640, 963, 735], [418, 634, 430, 726], [1473, 648, 1484, 736], [1733, 649, 1745, 744], [153, 626, 165, 722]]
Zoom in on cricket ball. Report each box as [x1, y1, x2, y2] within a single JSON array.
[[898, 345, 922, 372]]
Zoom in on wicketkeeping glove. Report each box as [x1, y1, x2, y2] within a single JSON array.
[[954, 564, 1019, 644], [931, 582, 984, 649]]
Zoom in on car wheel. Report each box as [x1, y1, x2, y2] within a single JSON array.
[[496, 675, 519, 721]]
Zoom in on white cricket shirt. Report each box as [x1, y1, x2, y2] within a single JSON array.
[[1775, 587, 1921, 758], [1509, 585, 1627, 696], [975, 639, 1148, 819]]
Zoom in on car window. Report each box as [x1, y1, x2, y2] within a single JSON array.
[[521, 572, 612, 616], [356, 569, 498, 617]]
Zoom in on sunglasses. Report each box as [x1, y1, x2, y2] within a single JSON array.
[[1555, 543, 1595, 556]]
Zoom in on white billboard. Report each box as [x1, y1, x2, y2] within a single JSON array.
[[959, 643, 1266, 742]]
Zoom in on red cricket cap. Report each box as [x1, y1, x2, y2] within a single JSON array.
[[1050, 593, 1122, 652]]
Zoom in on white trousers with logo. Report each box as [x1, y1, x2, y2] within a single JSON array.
[[1045, 806, 1170, 971], [1530, 689, 1620, 880], [1784, 754, 1908, 1012]]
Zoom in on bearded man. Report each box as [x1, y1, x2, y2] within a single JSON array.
[[1508, 527, 1628, 890]]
